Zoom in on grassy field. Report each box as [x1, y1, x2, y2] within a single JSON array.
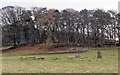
[[2, 49, 118, 73], [0, 52, 2, 74]]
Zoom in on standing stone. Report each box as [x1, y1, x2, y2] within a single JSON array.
[[97, 50, 102, 59]]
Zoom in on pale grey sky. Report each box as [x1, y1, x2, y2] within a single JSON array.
[[0, 0, 119, 11]]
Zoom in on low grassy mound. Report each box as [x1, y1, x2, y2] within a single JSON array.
[[2, 44, 88, 55]]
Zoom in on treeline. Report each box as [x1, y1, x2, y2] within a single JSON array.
[[0, 6, 120, 47]]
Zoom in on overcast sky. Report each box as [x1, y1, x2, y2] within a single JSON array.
[[0, 0, 119, 11]]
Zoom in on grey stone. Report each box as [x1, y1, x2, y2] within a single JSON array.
[[73, 54, 80, 58]]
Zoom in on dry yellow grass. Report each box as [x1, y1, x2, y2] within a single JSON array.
[[2, 49, 118, 73]]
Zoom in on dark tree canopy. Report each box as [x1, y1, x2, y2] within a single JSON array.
[[0, 6, 120, 47]]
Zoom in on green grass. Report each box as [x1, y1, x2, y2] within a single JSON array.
[[0, 51, 2, 74], [2, 49, 118, 73]]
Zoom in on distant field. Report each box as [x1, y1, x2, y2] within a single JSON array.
[[2, 49, 118, 73]]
